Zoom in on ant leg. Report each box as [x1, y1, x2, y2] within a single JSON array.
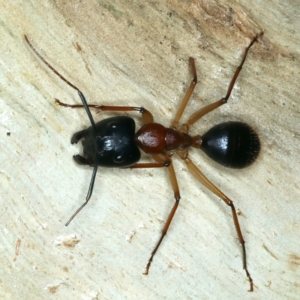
[[128, 162, 170, 168], [187, 33, 263, 127], [55, 99, 154, 124], [25, 35, 155, 126], [183, 157, 253, 291], [172, 57, 197, 129], [144, 155, 181, 275]]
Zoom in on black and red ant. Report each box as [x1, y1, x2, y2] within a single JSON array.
[[25, 32, 262, 291]]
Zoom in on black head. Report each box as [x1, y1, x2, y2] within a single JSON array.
[[200, 121, 260, 169], [81, 116, 141, 167]]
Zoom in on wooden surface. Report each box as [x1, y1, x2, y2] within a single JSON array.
[[1, 1, 299, 299]]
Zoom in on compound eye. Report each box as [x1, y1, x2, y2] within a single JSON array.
[[113, 153, 126, 164], [108, 121, 119, 130]]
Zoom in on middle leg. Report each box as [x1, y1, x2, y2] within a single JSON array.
[[171, 57, 198, 129], [144, 155, 181, 274]]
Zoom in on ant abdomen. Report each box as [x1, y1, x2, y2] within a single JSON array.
[[200, 121, 260, 169]]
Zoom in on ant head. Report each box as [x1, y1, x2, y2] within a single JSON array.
[[82, 116, 141, 167]]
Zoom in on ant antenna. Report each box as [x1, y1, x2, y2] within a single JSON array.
[[65, 164, 99, 226], [25, 34, 100, 226], [24, 35, 97, 131]]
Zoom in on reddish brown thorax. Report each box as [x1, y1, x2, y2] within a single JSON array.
[[136, 123, 201, 154]]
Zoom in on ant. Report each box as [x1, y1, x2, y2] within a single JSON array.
[[25, 32, 262, 291]]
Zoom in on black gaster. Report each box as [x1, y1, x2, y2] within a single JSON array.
[[200, 121, 260, 169], [81, 116, 141, 167]]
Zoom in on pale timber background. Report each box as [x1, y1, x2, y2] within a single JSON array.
[[1, 1, 300, 299]]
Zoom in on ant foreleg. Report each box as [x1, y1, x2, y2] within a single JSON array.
[[55, 99, 154, 124]]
